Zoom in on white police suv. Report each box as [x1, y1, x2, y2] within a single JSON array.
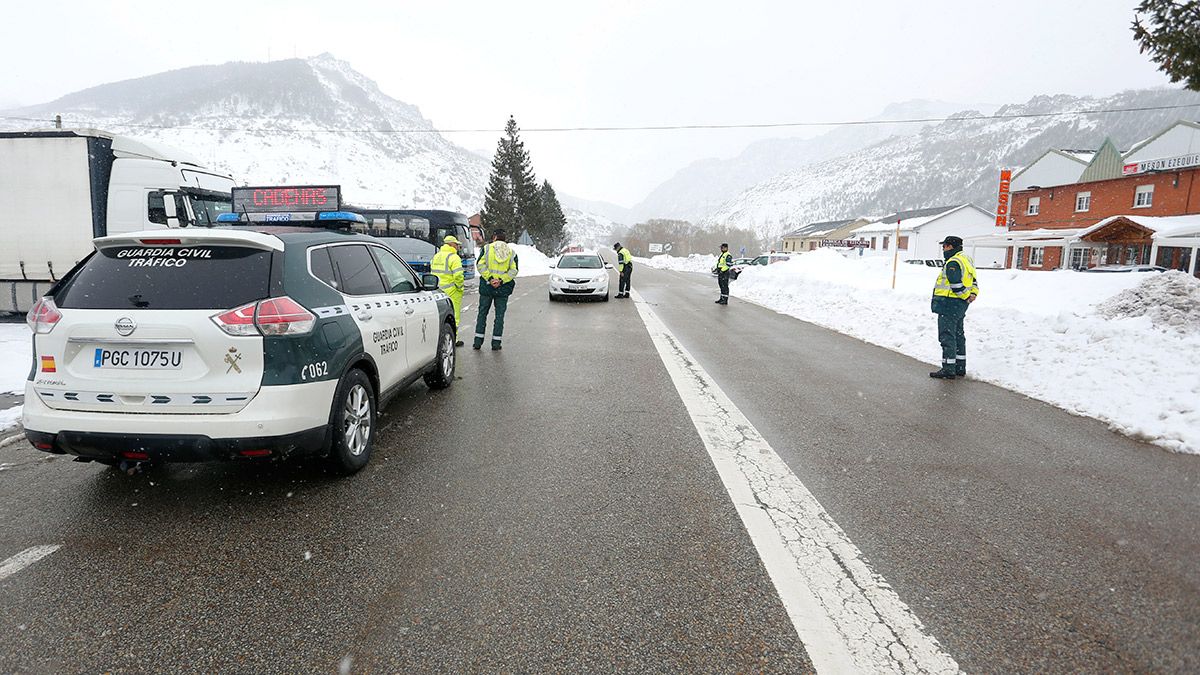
[[22, 210, 457, 474]]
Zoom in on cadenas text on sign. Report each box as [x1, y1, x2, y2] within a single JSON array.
[[819, 239, 871, 248], [995, 169, 1011, 228]]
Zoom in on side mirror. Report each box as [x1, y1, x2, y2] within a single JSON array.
[[604, 262, 613, 269], [422, 274, 439, 291]]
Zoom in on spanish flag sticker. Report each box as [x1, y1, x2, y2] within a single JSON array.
[[40, 356, 56, 373]]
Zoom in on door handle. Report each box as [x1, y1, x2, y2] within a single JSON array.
[[405, 307, 415, 315], [358, 311, 373, 321]]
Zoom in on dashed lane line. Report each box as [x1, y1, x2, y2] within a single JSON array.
[[629, 288, 960, 674], [0, 545, 62, 582]]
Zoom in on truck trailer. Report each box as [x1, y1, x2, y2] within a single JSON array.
[[0, 129, 236, 312]]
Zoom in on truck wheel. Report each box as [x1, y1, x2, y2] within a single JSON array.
[[327, 369, 375, 475], [423, 321, 455, 390]]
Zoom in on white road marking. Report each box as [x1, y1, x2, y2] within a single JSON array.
[[630, 289, 960, 674], [0, 545, 62, 581]]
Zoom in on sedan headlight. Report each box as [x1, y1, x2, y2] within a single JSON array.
[[551, 274, 565, 284], [594, 275, 608, 284]]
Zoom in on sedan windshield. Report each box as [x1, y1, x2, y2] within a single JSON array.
[[559, 255, 603, 269]]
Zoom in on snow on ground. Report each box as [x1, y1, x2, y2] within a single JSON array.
[[511, 244, 552, 277], [638, 253, 718, 274], [0, 322, 31, 431], [671, 249, 1200, 454]]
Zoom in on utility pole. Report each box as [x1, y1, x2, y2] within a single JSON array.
[[891, 218, 901, 290]]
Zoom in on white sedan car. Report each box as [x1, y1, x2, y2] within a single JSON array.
[[548, 253, 612, 301]]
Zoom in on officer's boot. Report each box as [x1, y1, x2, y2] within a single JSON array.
[[929, 366, 957, 379], [955, 358, 966, 377]]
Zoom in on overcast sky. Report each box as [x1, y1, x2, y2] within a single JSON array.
[[0, 0, 1176, 207]]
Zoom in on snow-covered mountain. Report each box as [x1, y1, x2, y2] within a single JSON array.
[[704, 88, 1200, 243], [631, 99, 992, 223], [0, 54, 611, 243]]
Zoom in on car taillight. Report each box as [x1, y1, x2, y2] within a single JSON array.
[[211, 301, 259, 336], [255, 297, 316, 336], [211, 296, 315, 337], [27, 297, 62, 334]]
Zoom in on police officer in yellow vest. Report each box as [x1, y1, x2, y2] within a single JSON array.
[[714, 243, 733, 305], [431, 235, 466, 346], [930, 235, 978, 379], [613, 242, 633, 298], [474, 229, 519, 350]]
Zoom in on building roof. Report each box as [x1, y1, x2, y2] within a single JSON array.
[[1078, 214, 1200, 240], [851, 205, 972, 234], [1011, 148, 1095, 185], [1078, 137, 1125, 183], [782, 218, 858, 238], [964, 228, 1088, 248], [1123, 119, 1200, 158]]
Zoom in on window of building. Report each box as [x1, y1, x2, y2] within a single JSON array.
[[898, 235, 909, 249], [1027, 197, 1040, 215], [1134, 184, 1154, 208], [1029, 247, 1045, 266], [883, 236, 890, 250], [870, 237, 877, 249], [1075, 192, 1091, 212], [1014, 246, 1025, 269], [1069, 248, 1090, 270]]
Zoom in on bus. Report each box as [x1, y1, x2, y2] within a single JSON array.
[[345, 208, 483, 279]]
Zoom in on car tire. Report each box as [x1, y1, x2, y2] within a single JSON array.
[[423, 320, 455, 390], [548, 292, 558, 302], [602, 292, 609, 302], [326, 368, 375, 475]]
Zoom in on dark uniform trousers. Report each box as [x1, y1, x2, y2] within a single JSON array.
[[618, 266, 632, 295], [717, 271, 730, 300], [935, 298, 968, 373]]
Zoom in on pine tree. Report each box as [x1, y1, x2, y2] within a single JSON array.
[[536, 180, 568, 253], [1133, 1, 1200, 91], [480, 116, 541, 241]]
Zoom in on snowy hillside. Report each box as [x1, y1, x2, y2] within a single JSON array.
[[632, 99, 991, 223], [0, 54, 610, 243], [704, 88, 1200, 243]]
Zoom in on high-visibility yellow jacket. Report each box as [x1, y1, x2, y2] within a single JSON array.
[[430, 244, 464, 293], [933, 251, 978, 300], [478, 242, 519, 284], [716, 251, 733, 271], [617, 247, 632, 272]]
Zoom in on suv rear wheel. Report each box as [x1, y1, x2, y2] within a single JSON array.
[[423, 321, 456, 390], [327, 368, 375, 474]]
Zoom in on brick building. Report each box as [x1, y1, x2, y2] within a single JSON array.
[[983, 120, 1200, 274]]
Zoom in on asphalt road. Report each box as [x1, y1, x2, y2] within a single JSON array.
[[0, 265, 1197, 673], [0, 276, 810, 673]]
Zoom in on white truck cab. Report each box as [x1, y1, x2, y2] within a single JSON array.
[[0, 128, 236, 312]]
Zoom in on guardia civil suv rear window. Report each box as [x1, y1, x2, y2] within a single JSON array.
[[55, 245, 273, 310]]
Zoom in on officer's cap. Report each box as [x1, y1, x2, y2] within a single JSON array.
[[939, 236, 963, 248], [444, 235, 460, 245]]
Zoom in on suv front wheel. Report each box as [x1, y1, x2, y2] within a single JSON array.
[[327, 368, 376, 474], [423, 321, 456, 390]]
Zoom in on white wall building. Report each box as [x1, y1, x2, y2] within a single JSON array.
[[850, 204, 1005, 267], [1010, 149, 1095, 192], [1122, 120, 1200, 165]]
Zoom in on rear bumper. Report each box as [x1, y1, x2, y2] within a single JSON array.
[[25, 426, 329, 462], [22, 380, 337, 461]]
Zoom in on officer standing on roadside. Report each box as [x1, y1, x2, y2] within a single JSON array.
[[613, 242, 633, 298], [714, 243, 733, 305], [474, 229, 519, 351], [929, 235, 978, 379], [430, 234, 465, 346]]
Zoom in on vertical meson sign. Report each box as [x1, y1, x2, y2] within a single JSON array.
[[232, 186, 342, 213], [994, 169, 1011, 228]]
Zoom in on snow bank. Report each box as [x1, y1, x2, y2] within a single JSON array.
[[730, 251, 1200, 454], [0, 322, 30, 431], [510, 244, 552, 277], [639, 253, 718, 274], [1097, 271, 1200, 334]]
